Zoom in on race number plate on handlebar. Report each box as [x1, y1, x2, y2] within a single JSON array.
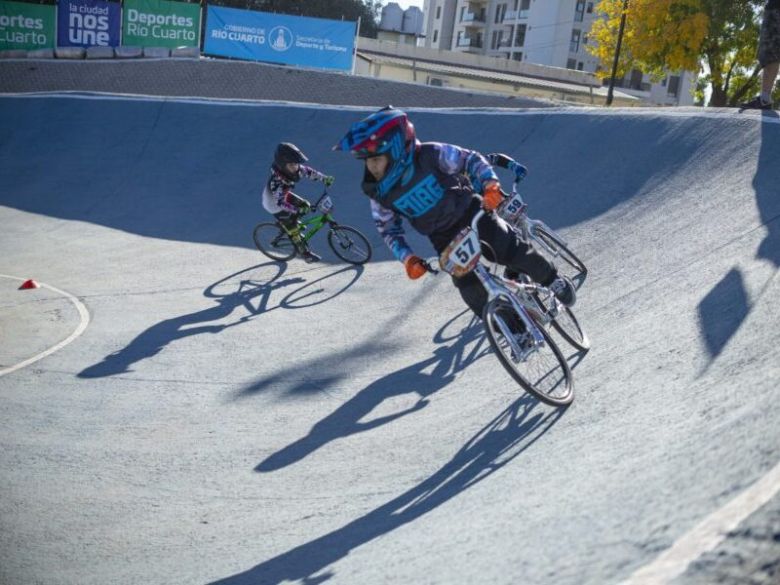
[[439, 228, 481, 277], [498, 192, 527, 224], [318, 195, 334, 213]]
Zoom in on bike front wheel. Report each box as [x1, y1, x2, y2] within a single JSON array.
[[327, 225, 372, 265], [483, 297, 573, 406], [253, 222, 296, 261], [533, 227, 588, 289], [551, 305, 590, 351]]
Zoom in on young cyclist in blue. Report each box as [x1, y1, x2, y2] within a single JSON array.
[[262, 142, 335, 263], [334, 106, 575, 318]]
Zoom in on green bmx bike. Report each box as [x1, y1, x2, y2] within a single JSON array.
[[253, 189, 373, 265]]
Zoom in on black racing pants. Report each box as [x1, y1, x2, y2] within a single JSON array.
[[273, 193, 311, 231], [429, 197, 557, 317]]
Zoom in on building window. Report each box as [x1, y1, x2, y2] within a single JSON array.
[[433, 30, 438, 43], [629, 69, 644, 90], [495, 3, 507, 24], [512, 51, 523, 61], [587, 2, 594, 13], [575, 1, 585, 21], [457, 30, 463, 45], [460, 6, 466, 21], [570, 29, 581, 52], [577, 61, 584, 70], [429, 77, 444, 87], [519, 0, 530, 18], [436, 6, 441, 19], [668, 75, 680, 97], [515, 23, 527, 46]]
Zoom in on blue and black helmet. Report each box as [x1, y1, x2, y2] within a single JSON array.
[[334, 106, 418, 194]]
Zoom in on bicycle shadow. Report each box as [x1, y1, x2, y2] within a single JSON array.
[[210, 394, 564, 585], [78, 262, 364, 379], [255, 310, 491, 472], [696, 111, 780, 370]]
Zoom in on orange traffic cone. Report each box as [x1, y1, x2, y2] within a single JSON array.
[[19, 279, 40, 290]]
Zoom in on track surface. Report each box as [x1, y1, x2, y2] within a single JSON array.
[[1, 95, 779, 585]]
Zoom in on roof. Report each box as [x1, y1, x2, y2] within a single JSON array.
[[356, 51, 637, 100]]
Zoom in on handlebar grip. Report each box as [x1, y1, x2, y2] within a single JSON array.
[[488, 152, 515, 168], [422, 259, 439, 275]]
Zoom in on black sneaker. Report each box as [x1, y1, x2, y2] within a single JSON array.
[[548, 275, 576, 307], [739, 96, 773, 111], [301, 250, 321, 263]]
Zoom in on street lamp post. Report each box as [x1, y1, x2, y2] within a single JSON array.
[[606, 0, 629, 106]]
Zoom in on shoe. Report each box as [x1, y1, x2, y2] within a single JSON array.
[[739, 96, 773, 111], [301, 250, 321, 263], [548, 275, 576, 307], [503, 267, 520, 281]]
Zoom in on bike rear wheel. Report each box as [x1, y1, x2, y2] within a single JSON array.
[[327, 225, 372, 265], [483, 297, 573, 406], [253, 222, 297, 261], [533, 227, 587, 289]]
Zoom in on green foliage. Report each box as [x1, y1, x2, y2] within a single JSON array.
[[699, 0, 763, 105], [591, 0, 768, 106]]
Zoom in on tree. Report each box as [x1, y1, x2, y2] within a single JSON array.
[[588, 0, 765, 107]]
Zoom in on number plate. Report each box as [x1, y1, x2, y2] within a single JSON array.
[[439, 228, 481, 277], [318, 195, 334, 213], [499, 192, 526, 223]]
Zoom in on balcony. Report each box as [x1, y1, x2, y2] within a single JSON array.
[[461, 12, 486, 26], [504, 9, 529, 20], [456, 37, 483, 49]]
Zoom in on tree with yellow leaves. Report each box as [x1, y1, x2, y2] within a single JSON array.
[[588, 0, 764, 106]]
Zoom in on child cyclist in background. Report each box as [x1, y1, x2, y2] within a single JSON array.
[[262, 142, 335, 263], [333, 106, 576, 317]]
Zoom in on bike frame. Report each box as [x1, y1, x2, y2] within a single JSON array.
[[501, 178, 570, 256], [283, 191, 337, 244], [452, 209, 562, 362]]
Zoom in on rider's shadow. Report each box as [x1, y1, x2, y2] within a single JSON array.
[[211, 394, 565, 585], [78, 262, 363, 379], [255, 310, 491, 473], [696, 110, 780, 370]]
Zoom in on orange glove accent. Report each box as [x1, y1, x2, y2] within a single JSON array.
[[481, 180, 504, 211], [404, 255, 427, 280]]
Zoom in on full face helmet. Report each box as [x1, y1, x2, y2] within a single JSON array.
[[273, 142, 308, 180], [333, 106, 418, 195]]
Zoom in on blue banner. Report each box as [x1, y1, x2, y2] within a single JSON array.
[[57, 0, 120, 47], [204, 7, 356, 72]]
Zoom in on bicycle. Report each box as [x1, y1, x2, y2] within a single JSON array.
[[253, 189, 372, 265], [490, 153, 588, 289], [429, 207, 589, 406]]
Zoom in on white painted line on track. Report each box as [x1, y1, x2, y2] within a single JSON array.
[[622, 458, 780, 585], [0, 274, 90, 377]]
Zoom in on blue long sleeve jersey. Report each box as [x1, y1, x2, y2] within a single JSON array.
[[371, 142, 498, 263]]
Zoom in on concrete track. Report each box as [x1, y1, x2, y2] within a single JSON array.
[[1, 95, 778, 585]]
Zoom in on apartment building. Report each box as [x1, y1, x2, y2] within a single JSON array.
[[422, 0, 695, 106]]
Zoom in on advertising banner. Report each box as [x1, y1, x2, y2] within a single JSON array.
[[0, 0, 56, 50], [204, 7, 356, 72], [122, 0, 200, 48], [57, 0, 119, 47]]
